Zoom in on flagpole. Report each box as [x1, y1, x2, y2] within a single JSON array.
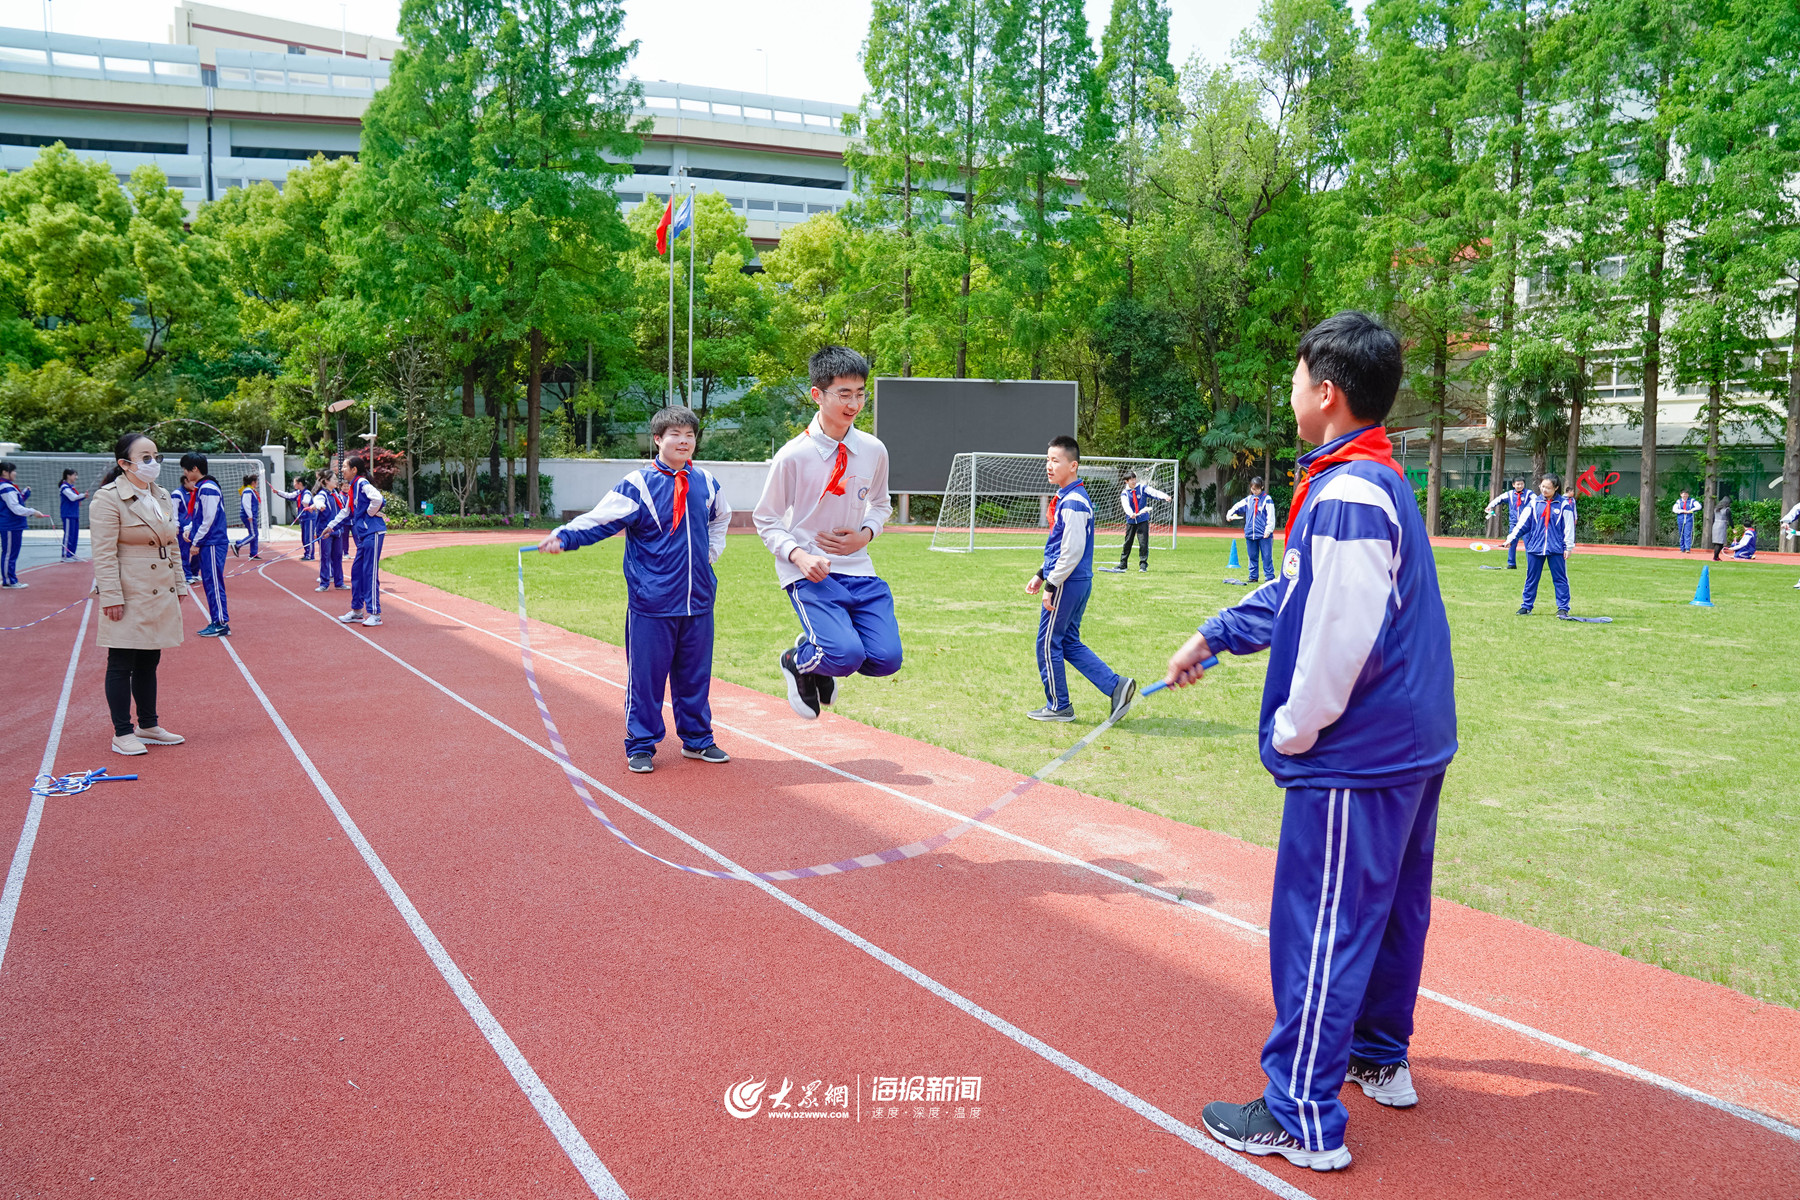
[[666, 172, 678, 407], [686, 180, 696, 412]]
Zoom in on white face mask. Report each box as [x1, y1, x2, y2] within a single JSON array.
[[126, 458, 162, 484]]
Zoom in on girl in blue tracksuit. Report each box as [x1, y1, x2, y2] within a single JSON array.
[[1729, 525, 1757, 559], [1483, 479, 1530, 567], [0, 460, 46, 587], [59, 470, 85, 560], [274, 475, 313, 559], [321, 456, 386, 626], [1025, 436, 1133, 721], [1169, 313, 1457, 1173], [180, 453, 231, 636], [541, 406, 732, 770], [312, 479, 347, 590], [1226, 479, 1280, 581], [232, 472, 261, 558], [1672, 491, 1700, 553], [1505, 474, 1579, 616]]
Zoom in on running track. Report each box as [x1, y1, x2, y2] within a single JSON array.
[[3, 544, 1797, 1198]]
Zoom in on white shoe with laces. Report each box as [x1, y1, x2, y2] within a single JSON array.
[[361, 615, 382, 627], [337, 611, 364, 623], [1345, 1056, 1418, 1107]]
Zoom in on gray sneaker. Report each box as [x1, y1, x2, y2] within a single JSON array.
[[1200, 1097, 1351, 1172], [1026, 704, 1077, 722], [627, 754, 654, 774], [681, 744, 730, 763], [1109, 676, 1138, 719]]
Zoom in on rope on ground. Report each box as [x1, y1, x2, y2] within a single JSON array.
[[513, 545, 1209, 883], [30, 769, 137, 797]]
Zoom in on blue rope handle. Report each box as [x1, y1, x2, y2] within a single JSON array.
[[1139, 656, 1220, 698]]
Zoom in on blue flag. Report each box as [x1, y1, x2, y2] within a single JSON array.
[[670, 195, 694, 242]]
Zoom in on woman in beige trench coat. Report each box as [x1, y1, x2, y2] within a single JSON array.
[[89, 433, 189, 756]]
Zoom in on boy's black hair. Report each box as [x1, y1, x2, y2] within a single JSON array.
[[1122, 469, 1137, 481], [1296, 311, 1404, 424], [809, 345, 870, 391], [1512, 477, 1526, 486], [650, 405, 701, 439], [1250, 475, 1265, 488], [180, 452, 209, 475], [1048, 434, 1080, 462]]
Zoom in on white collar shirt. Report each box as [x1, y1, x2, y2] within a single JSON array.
[[753, 414, 893, 588]]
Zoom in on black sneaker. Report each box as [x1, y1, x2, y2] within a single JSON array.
[[1200, 1097, 1351, 1172], [197, 622, 229, 638], [1507, 563, 1518, 569], [793, 633, 836, 706], [627, 754, 654, 774], [1109, 676, 1137, 719], [1139, 563, 1148, 572], [681, 745, 730, 763], [1345, 1056, 1417, 1107], [780, 648, 821, 719], [1516, 606, 1531, 615], [1026, 704, 1076, 722], [1556, 608, 1570, 618]]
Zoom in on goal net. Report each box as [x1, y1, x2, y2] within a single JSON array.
[[930, 453, 1179, 553]]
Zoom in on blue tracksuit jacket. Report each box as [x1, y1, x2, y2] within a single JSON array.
[[1200, 437, 1458, 790], [1506, 494, 1577, 555], [555, 461, 731, 616], [1041, 480, 1096, 587], [189, 479, 228, 546], [1227, 493, 1278, 539]]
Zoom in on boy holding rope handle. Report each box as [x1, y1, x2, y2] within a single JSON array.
[[755, 346, 902, 721], [1165, 312, 1457, 1173], [538, 405, 732, 773]]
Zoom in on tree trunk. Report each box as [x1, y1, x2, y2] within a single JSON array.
[[462, 360, 476, 419], [1702, 378, 1722, 549], [503, 401, 515, 522], [526, 327, 543, 524], [1563, 361, 1584, 499], [1784, 282, 1800, 550], [1638, 130, 1668, 546], [1488, 407, 1508, 538], [1426, 335, 1446, 536]]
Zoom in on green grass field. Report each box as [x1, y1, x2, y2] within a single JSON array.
[[386, 533, 1800, 1007]]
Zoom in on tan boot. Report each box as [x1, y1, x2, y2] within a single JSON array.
[[111, 734, 148, 756], [134, 726, 185, 745]]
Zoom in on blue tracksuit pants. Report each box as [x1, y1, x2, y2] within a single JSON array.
[[1245, 536, 1275, 581], [1261, 773, 1442, 1153], [1506, 534, 1518, 568], [624, 610, 715, 757], [300, 512, 315, 560], [235, 512, 259, 557], [350, 530, 383, 614], [788, 574, 903, 679], [1035, 575, 1119, 710], [62, 516, 80, 559], [0, 529, 21, 585], [194, 542, 229, 626], [1677, 513, 1694, 552], [1521, 552, 1569, 612], [318, 531, 345, 588]]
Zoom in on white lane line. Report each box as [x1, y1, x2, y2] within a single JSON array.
[[199, 599, 627, 1200], [268, 568, 1319, 1199], [380, 575, 1800, 1145], [0, 599, 92, 978]]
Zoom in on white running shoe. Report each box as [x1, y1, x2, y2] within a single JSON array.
[[1345, 1056, 1418, 1107], [337, 610, 364, 623], [361, 615, 382, 627]]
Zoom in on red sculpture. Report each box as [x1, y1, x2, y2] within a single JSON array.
[[1575, 466, 1621, 496]]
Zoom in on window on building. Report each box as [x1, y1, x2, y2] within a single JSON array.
[[290, 72, 328, 87], [52, 52, 101, 71], [680, 98, 709, 113], [778, 201, 804, 213], [748, 199, 774, 211], [105, 58, 152, 75], [332, 75, 371, 90], [616, 191, 643, 204]]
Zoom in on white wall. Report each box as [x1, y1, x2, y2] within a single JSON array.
[[542, 457, 771, 520]]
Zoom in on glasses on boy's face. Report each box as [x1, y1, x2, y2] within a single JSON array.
[[822, 387, 866, 402]]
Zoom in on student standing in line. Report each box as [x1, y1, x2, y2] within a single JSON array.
[[274, 474, 313, 559], [59, 469, 85, 561], [312, 475, 347, 592], [1109, 469, 1171, 572], [1672, 490, 1700, 553], [1225, 478, 1280, 582], [321, 455, 386, 626], [755, 345, 901, 721], [231, 471, 262, 559], [1711, 494, 1732, 561], [1168, 312, 1456, 1173], [174, 473, 198, 583], [0, 460, 47, 587], [1483, 478, 1530, 568], [1026, 436, 1135, 722], [89, 433, 188, 756], [180, 453, 231, 638], [1728, 524, 1757, 560], [539, 405, 732, 772], [1505, 473, 1578, 617]]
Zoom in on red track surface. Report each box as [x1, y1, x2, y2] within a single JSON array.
[[3, 543, 1797, 1199]]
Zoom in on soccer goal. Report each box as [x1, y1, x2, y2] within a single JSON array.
[[929, 453, 1179, 553]]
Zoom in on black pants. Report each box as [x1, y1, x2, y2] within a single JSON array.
[[105, 648, 161, 737], [1119, 521, 1151, 567]]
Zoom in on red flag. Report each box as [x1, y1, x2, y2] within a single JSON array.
[[655, 197, 674, 255]]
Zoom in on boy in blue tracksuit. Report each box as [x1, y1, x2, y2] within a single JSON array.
[[1672, 490, 1700, 553], [1226, 478, 1280, 581], [1170, 312, 1457, 1173], [181, 453, 231, 637], [541, 406, 731, 772], [322, 456, 387, 626], [58, 470, 84, 560], [1025, 436, 1135, 722], [232, 472, 262, 558], [1108, 469, 1171, 572], [1729, 524, 1757, 559], [1504, 475, 1578, 616], [1483, 478, 1530, 567], [0, 460, 47, 586]]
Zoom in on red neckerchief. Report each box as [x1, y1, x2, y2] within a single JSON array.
[[184, 485, 198, 517], [822, 442, 849, 498], [654, 460, 689, 533], [1284, 425, 1404, 543]]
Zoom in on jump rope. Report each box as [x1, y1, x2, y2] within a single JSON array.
[[513, 544, 1217, 882]]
